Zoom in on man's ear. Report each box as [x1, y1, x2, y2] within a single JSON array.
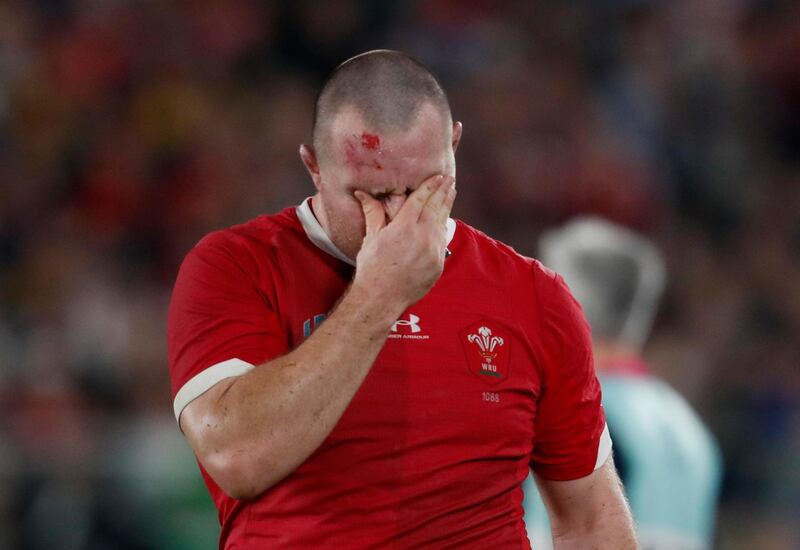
[[299, 144, 323, 191], [452, 121, 463, 153]]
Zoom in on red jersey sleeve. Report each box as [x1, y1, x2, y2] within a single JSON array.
[[529, 265, 611, 480], [167, 232, 287, 425]]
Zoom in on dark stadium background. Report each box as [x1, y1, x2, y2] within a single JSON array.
[[0, 1, 798, 548]]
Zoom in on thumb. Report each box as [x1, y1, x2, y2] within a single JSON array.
[[355, 191, 386, 236]]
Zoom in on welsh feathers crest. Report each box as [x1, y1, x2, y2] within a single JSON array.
[[467, 326, 505, 362], [459, 320, 512, 386]]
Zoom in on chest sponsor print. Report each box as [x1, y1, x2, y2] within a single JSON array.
[[459, 319, 512, 386]]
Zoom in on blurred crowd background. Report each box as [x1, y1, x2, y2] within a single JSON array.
[[0, 1, 798, 548]]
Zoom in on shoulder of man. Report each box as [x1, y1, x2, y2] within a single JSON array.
[[167, 206, 307, 310], [167, 208, 298, 417], [454, 220, 537, 269], [196, 205, 302, 252], [455, 219, 588, 328], [454, 220, 562, 290]]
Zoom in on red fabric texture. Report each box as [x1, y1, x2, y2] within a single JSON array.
[[167, 207, 605, 548]]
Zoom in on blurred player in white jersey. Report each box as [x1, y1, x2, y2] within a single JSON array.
[[523, 217, 723, 550]]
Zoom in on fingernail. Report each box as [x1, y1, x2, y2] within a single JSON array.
[[354, 191, 365, 202]]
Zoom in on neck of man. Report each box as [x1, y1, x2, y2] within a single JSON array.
[[309, 193, 330, 233]]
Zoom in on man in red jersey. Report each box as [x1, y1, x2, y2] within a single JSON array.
[[168, 50, 638, 548]]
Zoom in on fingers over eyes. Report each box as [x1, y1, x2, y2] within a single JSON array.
[[355, 191, 386, 235], [420, 175, 455, 227], [395, 175, 445, 224]]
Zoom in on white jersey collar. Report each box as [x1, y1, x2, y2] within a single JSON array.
[[296, 198, 354, 265], [296, 197, 457, 266]]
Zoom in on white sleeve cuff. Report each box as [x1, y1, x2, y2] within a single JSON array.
[[173, 358, 255, 425], [594, 422, 613, 470]]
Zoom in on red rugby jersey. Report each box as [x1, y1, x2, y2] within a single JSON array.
[[167, 199, 611, 548]]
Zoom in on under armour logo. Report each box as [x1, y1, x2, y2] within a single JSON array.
[[392, 313, 421, 333]]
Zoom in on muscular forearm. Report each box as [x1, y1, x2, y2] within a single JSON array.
[[183, 282, 402, 499], [551, 509, 639, 550], [539, 459, 639, 550]]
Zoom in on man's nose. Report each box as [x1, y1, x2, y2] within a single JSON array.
[[383, 193, 407, 221]]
